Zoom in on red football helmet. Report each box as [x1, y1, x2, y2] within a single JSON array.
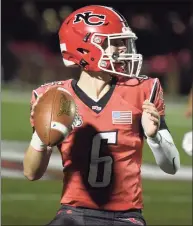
[[59, 5, 143, 77]]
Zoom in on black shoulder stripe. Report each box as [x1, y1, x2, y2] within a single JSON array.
[[149, 78, 158, 103]]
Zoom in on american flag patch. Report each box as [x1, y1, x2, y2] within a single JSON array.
[[112, 111, 132, 124]]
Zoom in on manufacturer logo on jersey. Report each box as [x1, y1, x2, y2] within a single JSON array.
[[73, 12, 106, 26], [92, 105, 102, 111], [112, 111, 132, 124]]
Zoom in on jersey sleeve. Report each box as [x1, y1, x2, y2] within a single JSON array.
[[153, 79, 165, 116], [144, 78, 165, 116]]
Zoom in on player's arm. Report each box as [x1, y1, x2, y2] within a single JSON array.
[[23, 131, 52, 181], [145, 116, 180, 175], [142, 79, 180, 175], [23, 91, 52, 181]]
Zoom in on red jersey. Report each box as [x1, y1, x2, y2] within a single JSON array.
[[30, 77, 165, 211]]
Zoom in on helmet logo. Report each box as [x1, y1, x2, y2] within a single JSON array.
[[73, 11, 106, 26]]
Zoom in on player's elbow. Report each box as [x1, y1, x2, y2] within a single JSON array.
[[24, 172, 36, 181], [161, 167, 177, 175], [170, 155, 181, 175], [160, 159, 180, 175], [23, 170, 42, 181]]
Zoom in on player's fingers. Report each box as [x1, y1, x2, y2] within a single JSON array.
[[142, 105, 157, 114], [33, 94, 43, 107], [144, 109, 159, 119], [31, 112, 34, 118], [144, 113, 159, 126], [142, 103, 156, 110], [37, 93, 43, 102], [45, 87, 51, 93], [33, 101, 38, 108], [149, 115, 160, 125], [31, 106, 36, 116], [31, 94, 43, 115], [31, 102, 38, 112]]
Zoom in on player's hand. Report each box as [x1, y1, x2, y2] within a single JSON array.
[[141, 100, 160, 138], [31, 88, 50, 119], [30, 93, 43, 119]]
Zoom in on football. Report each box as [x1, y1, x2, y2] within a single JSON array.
[[33, 86, 77, 146]]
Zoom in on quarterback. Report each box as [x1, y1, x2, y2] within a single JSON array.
[[23, 5, 180, 226]]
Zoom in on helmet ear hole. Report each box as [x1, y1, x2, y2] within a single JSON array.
[[77, 48, 89, 54]]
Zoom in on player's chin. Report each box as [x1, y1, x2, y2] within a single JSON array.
[[114, 61, 127, 73]]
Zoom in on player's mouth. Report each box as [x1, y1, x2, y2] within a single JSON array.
[[114, 60, 128, 73]]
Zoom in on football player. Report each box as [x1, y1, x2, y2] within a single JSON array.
[[23, 5, 180, 226]]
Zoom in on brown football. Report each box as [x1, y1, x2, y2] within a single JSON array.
[[33, 86, 76, 146]]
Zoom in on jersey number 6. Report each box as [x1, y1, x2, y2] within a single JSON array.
[[88, 131, 117, 188]]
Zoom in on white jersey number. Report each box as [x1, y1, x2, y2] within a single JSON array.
[[88, 131, 117, 188]]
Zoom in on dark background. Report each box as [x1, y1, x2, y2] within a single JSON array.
[[2, 0, 193, 95]]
